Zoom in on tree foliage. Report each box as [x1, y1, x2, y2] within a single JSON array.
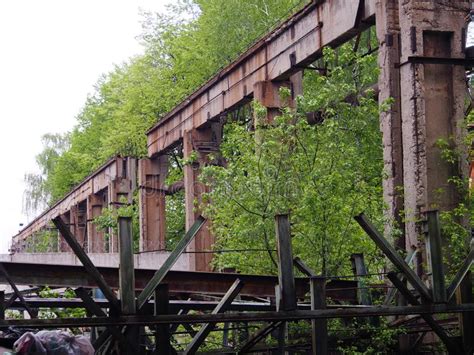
[[25, 0, 308, 210], [200, 46, 384, 276]]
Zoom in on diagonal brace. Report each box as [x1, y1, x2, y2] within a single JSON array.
[[137, 216, 206, 309], [0, 263, 36, 318], [354, 213, 432, 302], [447, 248, 474, 302], [239, 321, 283, 353], [387, 272, 459, 354], [74, 288, 125, 350], [294, 257, 316, 277], [184, 279, 244, 354], [53, 216, 120, 312], [384, 248, 417, 305]]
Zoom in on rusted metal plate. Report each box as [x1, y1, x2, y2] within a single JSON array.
[[0, 261, 357, 301]]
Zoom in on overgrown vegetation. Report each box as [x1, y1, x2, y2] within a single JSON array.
[[24, 0, 308, 209], [21, 0, 473, 352], [200, 46, 384, 276]]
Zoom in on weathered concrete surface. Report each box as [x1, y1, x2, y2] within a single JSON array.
[[398, 0, 469, 253], [377, 0, 470, 253], [0, 251, 190, 271], [376, 0, 404, 248]]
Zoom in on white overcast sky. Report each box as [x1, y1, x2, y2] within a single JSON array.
[[0, 0, 171, 252]]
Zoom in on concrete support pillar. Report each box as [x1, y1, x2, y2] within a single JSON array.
[[397, 1, 469, 257], [183, 122, 222, 271], [139, 156, 168, 252], [376, 0, 405, 249], [87, 193, 105, 253]]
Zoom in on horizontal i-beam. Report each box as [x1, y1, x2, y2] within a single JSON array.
[[0, 261, 357, 300], [146, 0, 376, 156]]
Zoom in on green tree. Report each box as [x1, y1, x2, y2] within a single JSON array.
[[23, 133, 70, 216], [200, 46, 384, 276]]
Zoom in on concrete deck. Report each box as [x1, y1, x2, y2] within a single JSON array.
[[0, 251, 189, 271]]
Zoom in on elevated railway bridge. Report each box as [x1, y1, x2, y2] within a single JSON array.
[[2, 1, 474, 353]]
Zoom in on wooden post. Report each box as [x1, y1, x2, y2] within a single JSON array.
[[310, 277, 327, 355], [275, 214, 297, 311], [154, 284, 171, 355], [424, 211, 446, 303], [293, 257, 327, 354], [274, 214, 295, 354], [118, 217, 136, 315]]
